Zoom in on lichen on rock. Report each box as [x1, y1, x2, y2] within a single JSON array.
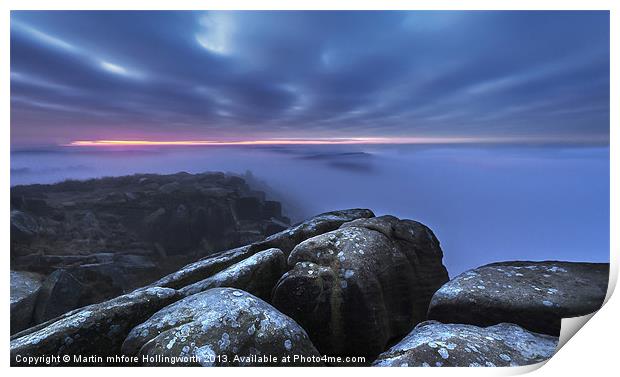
[[428, 261, 609, 335], [372, 320, 558, 367], [122, 288, 321, 366], [271, 215, 449, 359]]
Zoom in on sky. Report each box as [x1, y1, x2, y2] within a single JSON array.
[[10, 11, 610, 147]]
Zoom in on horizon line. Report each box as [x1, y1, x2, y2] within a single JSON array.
[[64, 136, 609, 147]]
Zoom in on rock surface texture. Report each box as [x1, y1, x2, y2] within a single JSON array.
[[372, 321, 557, 367], [122, 288, 321, 366], [427, 261, 609, 335], [10, 287, 178, 366], [272, 215, 449, 359], [10, 207, 376, 366], [179, 248, 287, 300], [149, 208, 375, 290], [9, 175, 609, 367], [34, 269, 84, 324], [10, 271, 43, 334], [10, 172, 290, 324]]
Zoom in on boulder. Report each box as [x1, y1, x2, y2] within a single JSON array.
[[143, 205, 199, 255], [158, 181, 180, 194], [122, 288, 321, 366], [10, 271, 43, 334], [10, 210, 39, 243], [256, 208, 375, 254], [263, 218, 288, 236], [234, 197, 263, 221], [149, 244, 258, 290], [164, 204, 194, 253], [372, 321, 557, 367], [34, 269, 84, 323], [143, 208, 167, 238], [66, 253, 163, 306], [150, 209, 375, 289], [179, 248, 287, 301], [271, 215, 449, 359], [190, 206, 210, 238], [21, 198, 54, 216], [10, 287, 179, 366], [427, 261, 609, 335], [263, 200, 282, 218]]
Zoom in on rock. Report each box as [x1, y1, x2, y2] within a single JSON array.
[[234, 197, 263, 221], [256, 208, 375, 254], [263, 218, 288, 235], [263, 201, 282, 218], [142, 182, 159, 191], [190, 206, 210, 238], [248, 190, 267, 201], [164, 204, 194, 253], [65, 253, 163, 306], [158, 181, 180, 194], [11, 172, 289, 289], [271, 215, 449, 359], [427, 261, 609, 335], [198, 187, 231, 198], [34, 269, 84, 323], [10, 271, 43, 334], [138, 177, 153, 186], [122, 288, 321, 366], [10, 287, 179, 366], [11, 253, 162, 308], [10, 210, 39, 243], [150, 209, 375, 289], [202, 205, 237, 239], [223, 175, 246, 188], [149, 245, 258, 290], [143, 208, 167, 237], [263, 220, 288, 236], [372, 321, 557, 367], [101, 192, 126, 204], [143, 205, 199, 255], [21, 198, 54, 216], [180, 248, 287, 301]]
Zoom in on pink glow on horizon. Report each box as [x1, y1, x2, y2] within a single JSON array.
[[66, 137, 502, 147]]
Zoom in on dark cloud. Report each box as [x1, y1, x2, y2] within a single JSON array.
[[10, 10, 609, 146]]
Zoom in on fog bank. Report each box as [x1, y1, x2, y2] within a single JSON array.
[[11, 144, 609, 276]]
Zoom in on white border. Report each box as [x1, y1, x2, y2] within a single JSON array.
[[2, 1, 617, 376]]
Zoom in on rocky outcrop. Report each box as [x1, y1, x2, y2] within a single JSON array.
[[150, 209, 375, 290], [10, 271, 43, 334], [10, 187, 606, 368], [122, 288, 321, 366], [427, 261, 609, 335], [149, 245, 257, 289], [11, 172, 290, 265], [255, 208, 375, 254], [11, 287, 179, 366], [10, 207, 377, 366], [10, 210, 40, 243], [13, 253, 165, 319], [372, 321, 557, 367], [271, 215, 449, 359], [179, 248, 287, 301], [10, 172, 291, 325], [34, 269, 84, 323]]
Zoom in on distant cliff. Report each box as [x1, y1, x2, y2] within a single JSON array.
[[10, 172, 290, 332]]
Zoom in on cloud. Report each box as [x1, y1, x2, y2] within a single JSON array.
[[195, 12, 235, 55], [10, 11, 610, 146]]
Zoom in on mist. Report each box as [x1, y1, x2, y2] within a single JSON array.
[[10, 144, 609, 276]]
